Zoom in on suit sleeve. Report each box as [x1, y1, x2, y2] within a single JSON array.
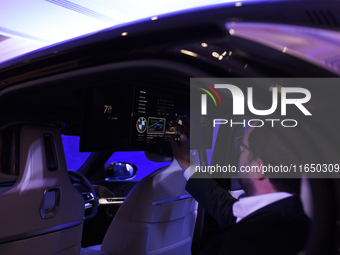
[[185, 174, 237, 229]]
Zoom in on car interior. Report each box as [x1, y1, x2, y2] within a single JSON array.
[[0, 61, 334, 255], [0, 1, 340, 254], [0, 66, 203, 255]]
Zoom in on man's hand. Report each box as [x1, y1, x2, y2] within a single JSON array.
[[170, 118, 192, 171]]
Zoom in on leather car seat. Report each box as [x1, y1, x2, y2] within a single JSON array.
[[0, 124, 85, 255], [82, 159, 198, 255]]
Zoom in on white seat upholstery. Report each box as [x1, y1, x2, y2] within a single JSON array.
[[83, 159, 198, 255], [0, 124, 85, 255]]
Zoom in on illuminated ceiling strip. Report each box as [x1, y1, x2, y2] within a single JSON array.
[[45, 0, 119, 25], [0, 26, 52, 44], [0, 35, 9, 43]]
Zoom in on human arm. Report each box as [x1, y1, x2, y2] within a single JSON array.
[[186, 176, 237, 228], [170, 118, 237, 228]]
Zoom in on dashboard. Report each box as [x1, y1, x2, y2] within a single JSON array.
[[80, 83, 189, 154]]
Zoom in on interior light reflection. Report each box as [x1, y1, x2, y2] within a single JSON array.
[[212, 52, 220, 58], [180, 49, 198, 57]]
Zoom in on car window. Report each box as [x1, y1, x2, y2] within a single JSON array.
[[61, 135, 171, 178], [105, 151, 171, 181], [61, 135, 91, 171]]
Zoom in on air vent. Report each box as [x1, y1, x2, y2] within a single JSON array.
[[305, 9, 338, 26]]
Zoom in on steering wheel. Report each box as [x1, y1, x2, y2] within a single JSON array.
[[68, 171, 98, 221]]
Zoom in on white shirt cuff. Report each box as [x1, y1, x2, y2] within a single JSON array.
[[183, 165, 196, 180]]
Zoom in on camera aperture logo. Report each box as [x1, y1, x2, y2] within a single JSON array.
[[198, 83, 223, 115], [198, 83, 312, 128]]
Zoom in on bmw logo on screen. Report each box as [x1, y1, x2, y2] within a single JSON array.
[[136, 117, 147, 133]]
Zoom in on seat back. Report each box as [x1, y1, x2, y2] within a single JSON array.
[[100, 159, 198, 255], [0, 124, 84, 255]]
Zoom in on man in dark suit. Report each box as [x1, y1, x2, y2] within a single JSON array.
[[170, 120, 310, 255]]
